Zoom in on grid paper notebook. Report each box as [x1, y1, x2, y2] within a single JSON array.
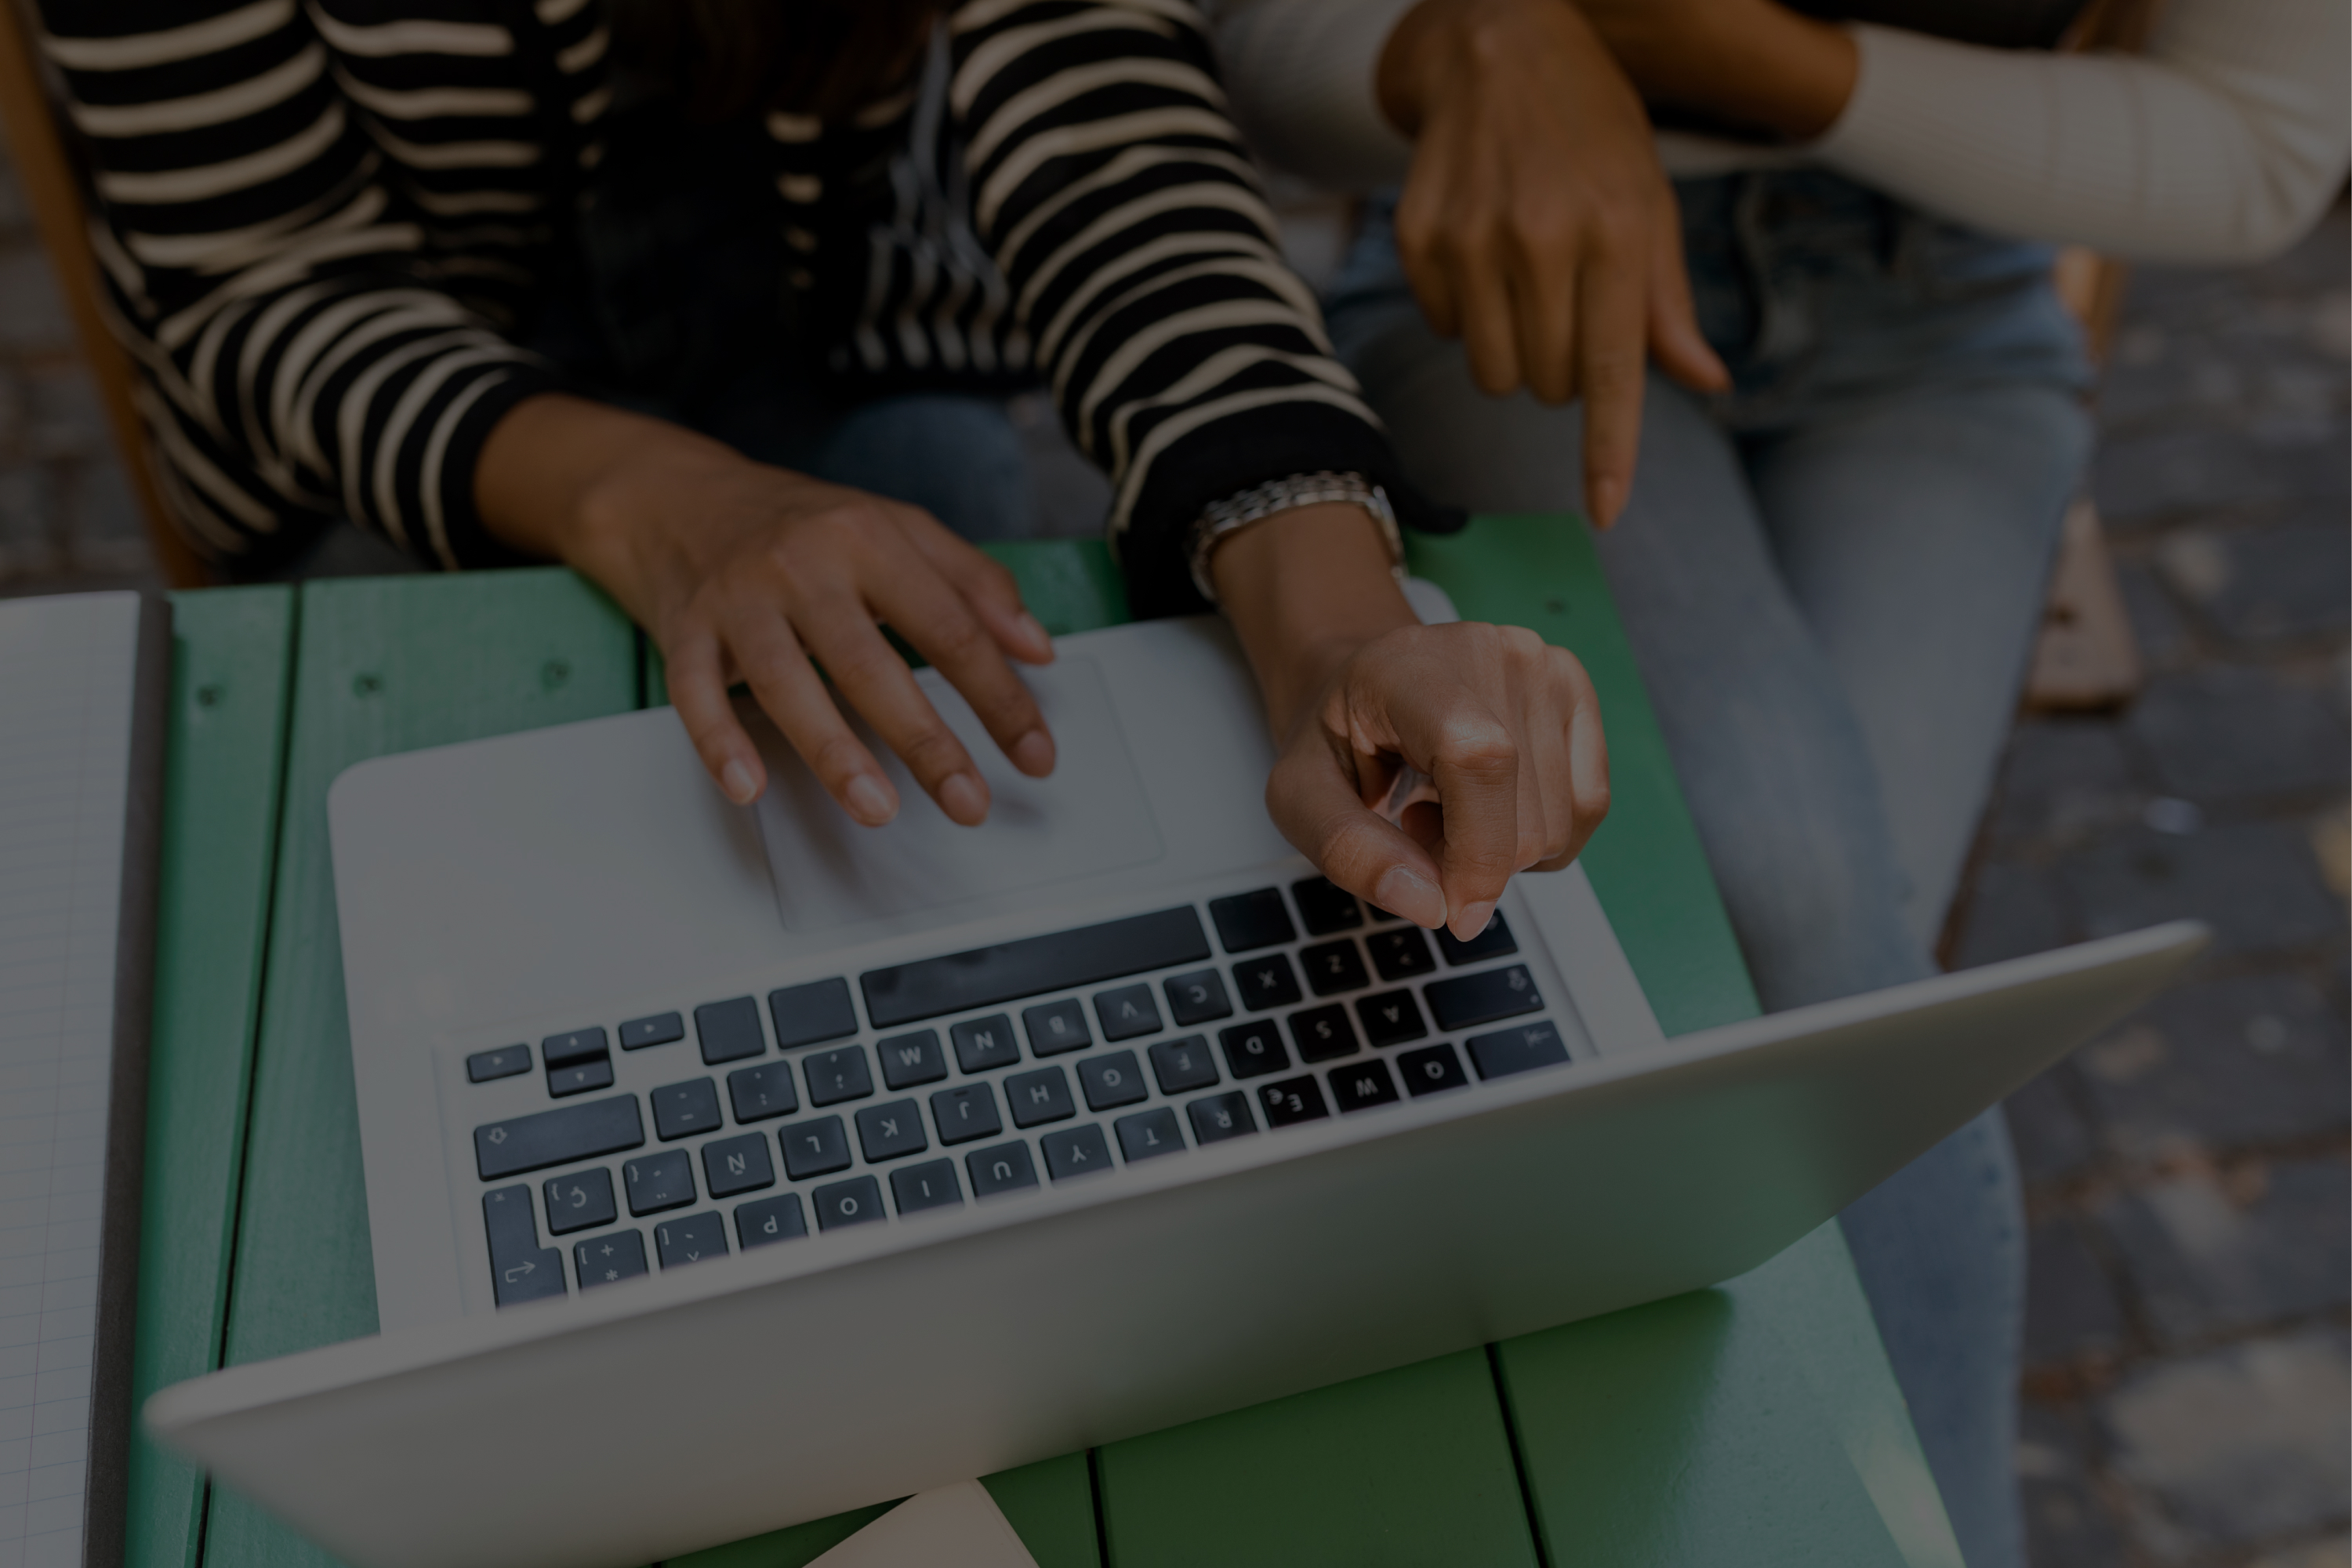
[[0, 592, 161, 1568]]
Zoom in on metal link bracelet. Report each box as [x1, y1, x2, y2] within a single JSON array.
[[1185, 471, 1403, 604]]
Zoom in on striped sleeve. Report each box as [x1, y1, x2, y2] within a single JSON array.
[[949, 0, 1408, 617], [31, 0, 588, 571]]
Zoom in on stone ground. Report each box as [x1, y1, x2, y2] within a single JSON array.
[[0, 127, 2343, 1564]]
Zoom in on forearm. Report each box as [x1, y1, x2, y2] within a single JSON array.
[[1210, 503, 1419, 737], [474, 393, 746, 622]]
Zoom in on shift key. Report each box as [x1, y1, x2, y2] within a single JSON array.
[[476, 1095, 645, 1181]]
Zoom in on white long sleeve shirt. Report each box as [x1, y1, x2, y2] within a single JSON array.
[[1208, 0, 2350, 265]]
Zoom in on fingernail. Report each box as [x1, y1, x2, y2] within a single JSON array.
[[1017, 612, 1051, 655], [1589, 480, 1622, 529], [1010, 728, 1055, 776], [844, 774, 895, 825], [940, 771, 989, 825], [720, 759, 759, 804], [1451, 899, 1496, 943], [1374, 866, 1446, 929]]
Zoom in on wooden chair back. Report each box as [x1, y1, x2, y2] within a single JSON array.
[[0, 0, 212, 588]]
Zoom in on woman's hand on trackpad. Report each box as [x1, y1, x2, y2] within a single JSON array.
[[473, 394, 1056, 826], [1210, 503, 1610, 940]]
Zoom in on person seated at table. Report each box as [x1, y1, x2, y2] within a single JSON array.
[[35, 0, 1610, 943], [1203, 0, 2347, 1562]]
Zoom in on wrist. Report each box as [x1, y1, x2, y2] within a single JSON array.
[[1380, 0, 1582, 136], [1210, 501, 1418, 736]]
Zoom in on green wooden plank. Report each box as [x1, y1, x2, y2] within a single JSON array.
[[666, 1502, 898, 1568], [204, 568, 642, 1566], [982, 1452, 1101, 1568], [1496, 1226, 1962, 1568], [125, 588, 296, 1568], [1097, 1348, 1537, 1568], [1406, 514, 1759, 1036]]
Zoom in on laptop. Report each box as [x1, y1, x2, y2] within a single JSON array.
[[143, 608, 2205, 1568]]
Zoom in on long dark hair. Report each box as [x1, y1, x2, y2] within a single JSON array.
[[612, 0, 948, 123]]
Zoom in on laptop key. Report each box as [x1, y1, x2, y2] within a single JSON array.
[[1366, 926, 1436, 982], [1004, 1065, 1076, 1128], [1287, 1004, 1359, 1063], [652, 1078, 721, 1141], [1426, 965, 1544, 1032], [482, 1185, 565, 1306], [1040, 1124, 1112, 1180], [1115, 1108, 1185, 1163], [475, 1096, 644, 1181], [1207, 888, 1296, 953], [1290, 876, 1365, 936], [855, 1099, 928, 1163], [779, 1115, 852, 1180], [891, 1158, 964, 1214], [862, 907, 1210, 1029], [1218, 1020, 1290, 1080], [541, 1029, 608, 1069], [736, 1193, 808, 1250], [693, 998, 766, 1065], [1233, 952, 1302, 1012], [1436, 910, 1518, 966], [804, 1044, 875, 1106], [877, 1029, 949, 1090], [575, 1229, 648, 1289], [542, 1167, 617, 1235], [726, 1061, 799, 1123], [1300, 941, 1370, 996], [622, 1150, 696, 1216], [1163, 968, 1233, 1026], [1356, 989, 1430, 1048], [1022, 1000, 1091, 1057], [619, 1011, 685, 1051], [812, 1175, 886, 1230], [1187, 1091, 1257, 1145], [548, 1058, 614, 1098], [1092, 984, 1162, 1041], [967, 1139, 1040, 1196], [466, 1044, 530, 1083], [1398, 1043, 1471, 1096], [1258, 1076, 1330, 1128], [1148, 1035, 1218, 1094], [654, 1211, 729, 1268], [930, 1083, 1003, 1145], [768, 978, 860, 1050], [1465, 1020, 1571, 1080], [1076, 1051, 1149, 1112], [701, 1131, 775, 1198], [1329, 1058, 1401, 1112], [950, 1015, 1022, 1073]]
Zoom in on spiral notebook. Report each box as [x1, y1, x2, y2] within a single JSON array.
[[0, 591, 168, 1568]]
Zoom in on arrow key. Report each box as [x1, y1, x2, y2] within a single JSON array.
[[482, 1185, 566, 1307], [574, 1229, 648, 1290]]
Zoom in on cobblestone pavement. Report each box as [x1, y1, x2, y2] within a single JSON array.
[[1, 127, 2344, 1563]]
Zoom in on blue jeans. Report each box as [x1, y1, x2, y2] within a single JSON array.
[[1327, 171, 2094, 1568]]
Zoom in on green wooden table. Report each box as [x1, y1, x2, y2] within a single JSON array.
[[122, 515, 1964, 1568]]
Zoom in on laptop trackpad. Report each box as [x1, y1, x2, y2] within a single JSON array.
[[752, 655, 1164, 933]]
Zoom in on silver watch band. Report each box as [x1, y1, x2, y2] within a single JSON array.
[[1185, 471, 1403, 604]]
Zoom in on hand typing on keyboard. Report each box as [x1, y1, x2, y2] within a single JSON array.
[[1207, 504, 1612, 942]]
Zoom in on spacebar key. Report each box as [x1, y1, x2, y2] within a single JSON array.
[[862, 907, 1213, 1029], [475, 1095, 645, 1181]]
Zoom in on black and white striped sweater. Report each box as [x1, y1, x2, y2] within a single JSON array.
[[34, 0, 1403, 612]]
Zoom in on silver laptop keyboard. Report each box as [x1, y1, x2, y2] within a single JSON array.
[[468, 877, 1570, 1306]]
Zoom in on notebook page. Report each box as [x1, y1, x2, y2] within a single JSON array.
[[0, 591, 143, 1568]]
